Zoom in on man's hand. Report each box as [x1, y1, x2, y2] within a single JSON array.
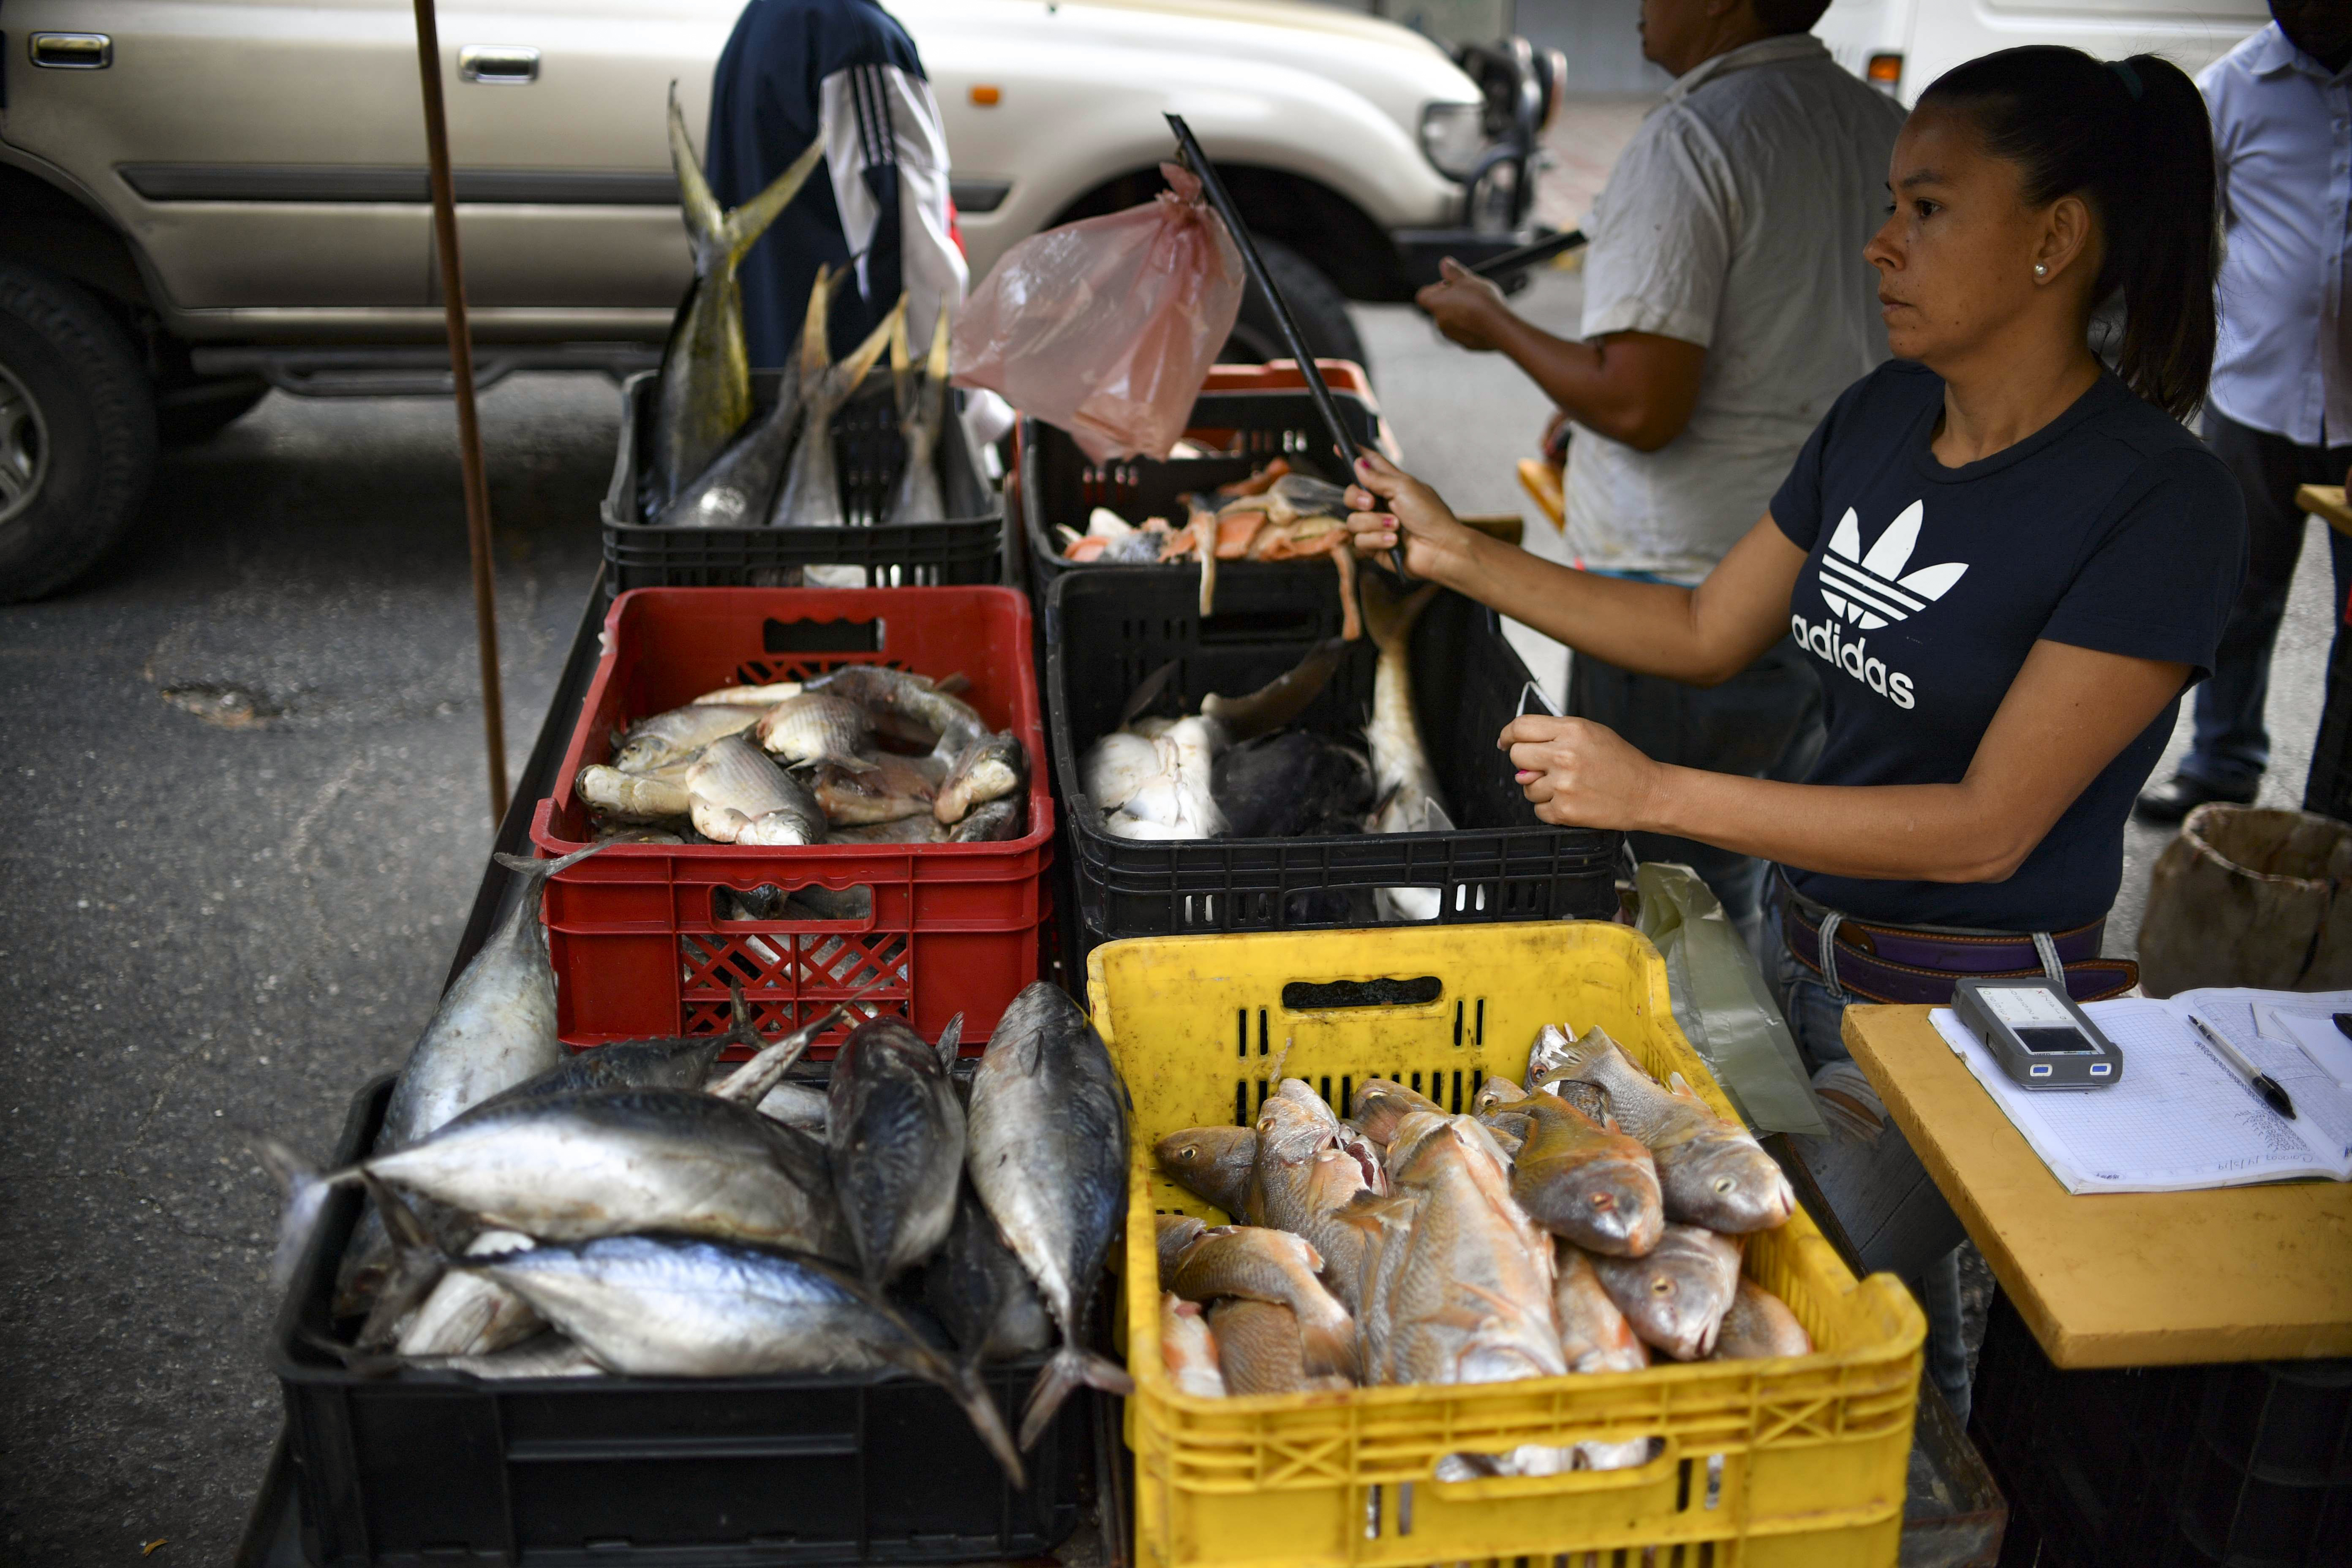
[[1497, 714, 1663, 829], [1344, 449, 1479, 582], [1416, 257, 1514, 351]]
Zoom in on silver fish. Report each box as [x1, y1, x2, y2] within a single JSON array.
[[457, 1233, 1024, 1484], [947, 797, 1024, 843], [934, 731, 1025, 825], [809, 664, 989, 764], [396, 1231, 545, 1358], [1359, 575, 1453, 920], [645, 86, 825, 514], [686, 734, 827, 845], [888, 305, 952, 525], [827, 1017, 966, 1285], [612, 703, 771, 775], [925, 1181, 1055, 1367], [577, 765, 695, 822], [771, 287, 904, 528], [284, 1087, 852, 1262], [754, 692, 879, 773], [966, 982, 1136, 1448], [1545, 1028, 1795, 1233], [1590, 1222, 1742, 1361]]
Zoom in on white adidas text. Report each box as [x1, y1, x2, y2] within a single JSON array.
[[1791, 610, 1916, 710]]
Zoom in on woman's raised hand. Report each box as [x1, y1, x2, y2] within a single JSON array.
[[1496, 714, 1662, 830], [1344, 449, 1477, 582]]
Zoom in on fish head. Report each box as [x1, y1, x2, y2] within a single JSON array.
[[611, 734, 675, 774], [1546, 1155, 1666, 1258], [1347, 1079, 1442, 1145], [1255, 1088, 1338, 1164], [1664, 1138, 1797, 1233], [1527, 1022, 1575, 1080], [1380, 1110, 1456, 1182], [1470, 1076, 1528, 1117], [1153, 1213, 1208, 1278], [1153, 1126, 1259, 1217]]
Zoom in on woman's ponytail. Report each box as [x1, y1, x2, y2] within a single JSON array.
[[1918, 47, 2218, 419]]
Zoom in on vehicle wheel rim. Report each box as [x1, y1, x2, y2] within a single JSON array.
[[0, 361, 49, 528]]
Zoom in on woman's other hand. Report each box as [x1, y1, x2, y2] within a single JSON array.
[[1497, 715, 1662, 830], [1415, 257, 1514, 351], [1345, 449, 1479, 581]]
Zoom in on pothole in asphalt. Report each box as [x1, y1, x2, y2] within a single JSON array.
[[160, 684, 284, 729]]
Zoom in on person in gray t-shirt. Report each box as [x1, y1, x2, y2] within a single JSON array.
[[1416, 0, 1902, 936]]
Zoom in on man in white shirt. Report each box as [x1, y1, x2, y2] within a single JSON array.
[[2136, 2, 2352, 823], [1416, 0, 1904, 932]]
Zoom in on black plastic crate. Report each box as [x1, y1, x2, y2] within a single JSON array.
[[1971, 1291, 2352, 1568], [1043, 566, 1621, 987], [1017, 388, 1385, 591], [274, 1076, 1083, 1567], [604, 370, 1004, 590]]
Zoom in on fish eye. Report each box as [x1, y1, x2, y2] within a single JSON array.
[[1650, 1277, 1674, 1296], [1588, 1192, 1614, 1209], [1713, 1176, 1736, 1195]]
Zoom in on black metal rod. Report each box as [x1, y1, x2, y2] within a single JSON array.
[[1468, 226, 1587, 282], [1164, 113, 1409, 583]]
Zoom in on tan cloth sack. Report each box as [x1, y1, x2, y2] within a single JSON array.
[[2140, 803, 2352, 997]]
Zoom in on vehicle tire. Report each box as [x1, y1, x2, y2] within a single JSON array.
[[158, 375, 268, 446], [1222, 239, 1368, 372], [0, 262, 156, 602]]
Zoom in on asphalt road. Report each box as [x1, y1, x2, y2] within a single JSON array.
[[0, 301, 2335, 1561]]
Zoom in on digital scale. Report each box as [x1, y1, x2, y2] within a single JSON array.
[[1953, 978, 2125, 1089]]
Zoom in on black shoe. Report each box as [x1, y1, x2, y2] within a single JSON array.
[[2133, 773, 2257, 825]]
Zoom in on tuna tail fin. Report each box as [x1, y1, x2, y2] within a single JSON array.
[[666, 82, 726, 248], [257, 1138, 337, 1297], [1020, 1342, 1135, 1452], [723, 133, 826, 267], [828, 294, 906, 402], [1356, 570, 1439, 662], [946, 1356, 1027, 1491], [1199, 636, 1349, 743], [492, 838, 608, 885], [934, 1012, 964, 1074]]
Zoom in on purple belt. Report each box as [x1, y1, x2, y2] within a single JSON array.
[[1779, 880, 2139, 1007]]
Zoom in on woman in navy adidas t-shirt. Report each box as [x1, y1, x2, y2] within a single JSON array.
[[1345, 46, 2244, 1418]]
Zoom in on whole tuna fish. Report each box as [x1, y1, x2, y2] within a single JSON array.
[[1154, 1126, 1259, 1218], [378, 842, 608, 1153], [1162, 1224, 1356, 1383], [645, 84, 826, 515], [455, 1232, 1024, 1484], [1545, 1028, 1794, 1233], [1710, 1277, 1812, 1361], [1489, 1093, 1664, 1258], [925, 1182, 1054, 1367], [1590, 1223, 1743, 1361], [279, 1087, 851, 1265], [1364, 1113, 1563, 1387], [828, 1016, 966, 1285], [966, 982, 1135, 1448], [1161, 1294, 1228, 1397]]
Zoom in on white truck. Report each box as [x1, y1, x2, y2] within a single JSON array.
[[0, 0, 1565, 599], [1815, 0, 2264, 102]]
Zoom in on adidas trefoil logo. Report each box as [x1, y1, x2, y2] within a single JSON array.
[[1817, 501, 1968, 629]]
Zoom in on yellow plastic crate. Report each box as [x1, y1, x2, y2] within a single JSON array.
[[1090, 921, 1924, 1568]]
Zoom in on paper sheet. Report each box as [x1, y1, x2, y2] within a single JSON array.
[[1931, 993, 2352, 1194]]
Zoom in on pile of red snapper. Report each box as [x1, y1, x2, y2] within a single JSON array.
[[1154, 1024, 1809, 1477]]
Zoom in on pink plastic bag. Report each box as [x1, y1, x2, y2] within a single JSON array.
[[952, 164, 1244, 463]]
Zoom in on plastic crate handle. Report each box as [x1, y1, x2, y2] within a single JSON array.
[[1419, 1437, 1682, 1500]]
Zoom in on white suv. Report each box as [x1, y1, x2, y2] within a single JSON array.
[[0, 0, 1561, 599]]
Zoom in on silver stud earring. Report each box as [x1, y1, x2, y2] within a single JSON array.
[[2034, 263, 2048, 279]]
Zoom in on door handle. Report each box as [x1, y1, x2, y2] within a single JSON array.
[[30, 32, 112, 69], [458, 45, 539, 84]]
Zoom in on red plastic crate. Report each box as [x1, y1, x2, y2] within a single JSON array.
[[528, 586, 1054, 1056]]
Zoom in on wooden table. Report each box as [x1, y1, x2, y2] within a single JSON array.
[[1840, 1004, 2352, 1369]]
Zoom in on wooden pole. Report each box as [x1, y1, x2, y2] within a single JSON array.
[[411, 0, 510, 825]]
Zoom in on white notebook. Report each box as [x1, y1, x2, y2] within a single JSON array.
[[1930, 988, 2352, 1195]]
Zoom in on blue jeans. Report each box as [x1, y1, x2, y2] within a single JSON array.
[[2181, 411, 2352, 795], [1762, 878, 1974, 1421]]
